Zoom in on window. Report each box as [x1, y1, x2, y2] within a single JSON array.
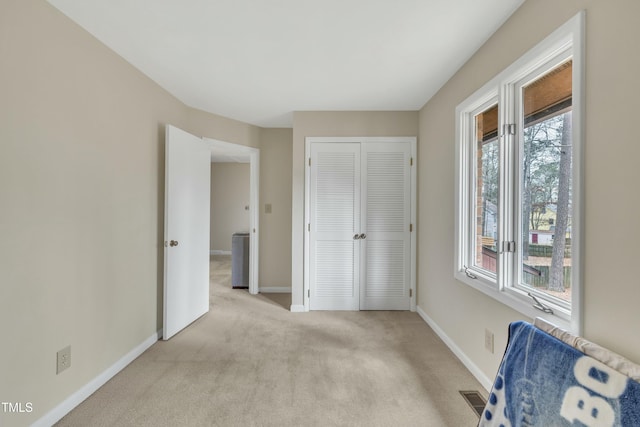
[[455, 12, 584, 333]]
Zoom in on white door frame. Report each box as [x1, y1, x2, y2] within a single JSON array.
[[303, 137, 417, 312], [204, 138, 260, 295]]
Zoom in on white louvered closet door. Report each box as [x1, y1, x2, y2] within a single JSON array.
[[309, 143, 361, 310], [360, 142, 411, 310]]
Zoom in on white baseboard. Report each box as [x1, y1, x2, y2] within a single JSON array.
[[33, 330, 161, 427], [416, 306, 493, 391], [259, 287, 291, 293], [289, 304, 305, 313], [210, 250, 231, 255]]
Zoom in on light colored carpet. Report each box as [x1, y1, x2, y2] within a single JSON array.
[[56, 256, 485, 426]]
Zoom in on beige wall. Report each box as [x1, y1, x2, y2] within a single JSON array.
[[210, 163, 251, 252], [0, 1, 187, 425], [189, 112, 293, 289], [260, 129, 293, 288], [418, 0, 640, 385], [185, 106, 261, 150], [0, 1, 272, 425], [290, 112, 419, 307]]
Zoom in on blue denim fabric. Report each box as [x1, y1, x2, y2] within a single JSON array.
[[479, 321, 640, 427]]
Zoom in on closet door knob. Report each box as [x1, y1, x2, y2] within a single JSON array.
[[353, 234, 360, 240], [170, 240, 179, 247], [359, 233, 367, 240]]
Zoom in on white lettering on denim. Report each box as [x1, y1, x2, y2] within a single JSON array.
[[573, 357, 627, 399], [560, 356, 628, 426], [560, 386, 614, 426]]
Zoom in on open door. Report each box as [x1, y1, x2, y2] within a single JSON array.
[[163, 125, 211, 340]]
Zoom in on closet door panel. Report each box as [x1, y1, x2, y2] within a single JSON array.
[[309, 143, 360, 310], [360, 142, 411, 310]]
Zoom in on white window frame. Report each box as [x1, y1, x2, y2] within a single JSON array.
[[454, 12, 584, 334]]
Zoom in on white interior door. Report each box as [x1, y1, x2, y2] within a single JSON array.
[[306, 138, 414, 311], [163, 125, 211, 340], [309, 143, 360, 310], [360, 142, 412, 310]]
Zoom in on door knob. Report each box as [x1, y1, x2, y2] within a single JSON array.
[[353, 234, 360, 240], [359, 233, 367, 240], [170, 240, 179, 247]]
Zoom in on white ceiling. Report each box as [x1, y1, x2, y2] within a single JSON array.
[[47, 0, 524, 128]]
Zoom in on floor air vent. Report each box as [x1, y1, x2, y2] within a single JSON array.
[[459, 390, 487, 417]]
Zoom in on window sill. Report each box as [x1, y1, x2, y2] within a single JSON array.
[[454, 271, 574, 333]]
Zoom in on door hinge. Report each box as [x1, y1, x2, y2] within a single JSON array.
[[410, 157, 413, 166], [409, 289, 413, 297], [500, 241, 516, 253], [308, 223, 310, 232], [308, 289, 310, 298], [308, 158, 311, 166], [410, 224, 413, 232], [502, 124, 516, 136]]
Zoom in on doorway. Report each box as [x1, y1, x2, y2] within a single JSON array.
[[205, 138, 259, 295]]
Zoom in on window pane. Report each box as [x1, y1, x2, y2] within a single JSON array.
[[519, 61, 572, 304], [473, 104, 498, 274]]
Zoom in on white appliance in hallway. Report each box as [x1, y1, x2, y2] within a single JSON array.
[[231, 232, 250, 289]]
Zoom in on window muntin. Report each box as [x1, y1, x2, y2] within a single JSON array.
[[455, 12, 583, 332]]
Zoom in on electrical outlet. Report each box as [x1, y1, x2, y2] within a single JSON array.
[[265, 203, 272, 214], [57, 345, 71, 374], [484, 329, 494, 354]]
